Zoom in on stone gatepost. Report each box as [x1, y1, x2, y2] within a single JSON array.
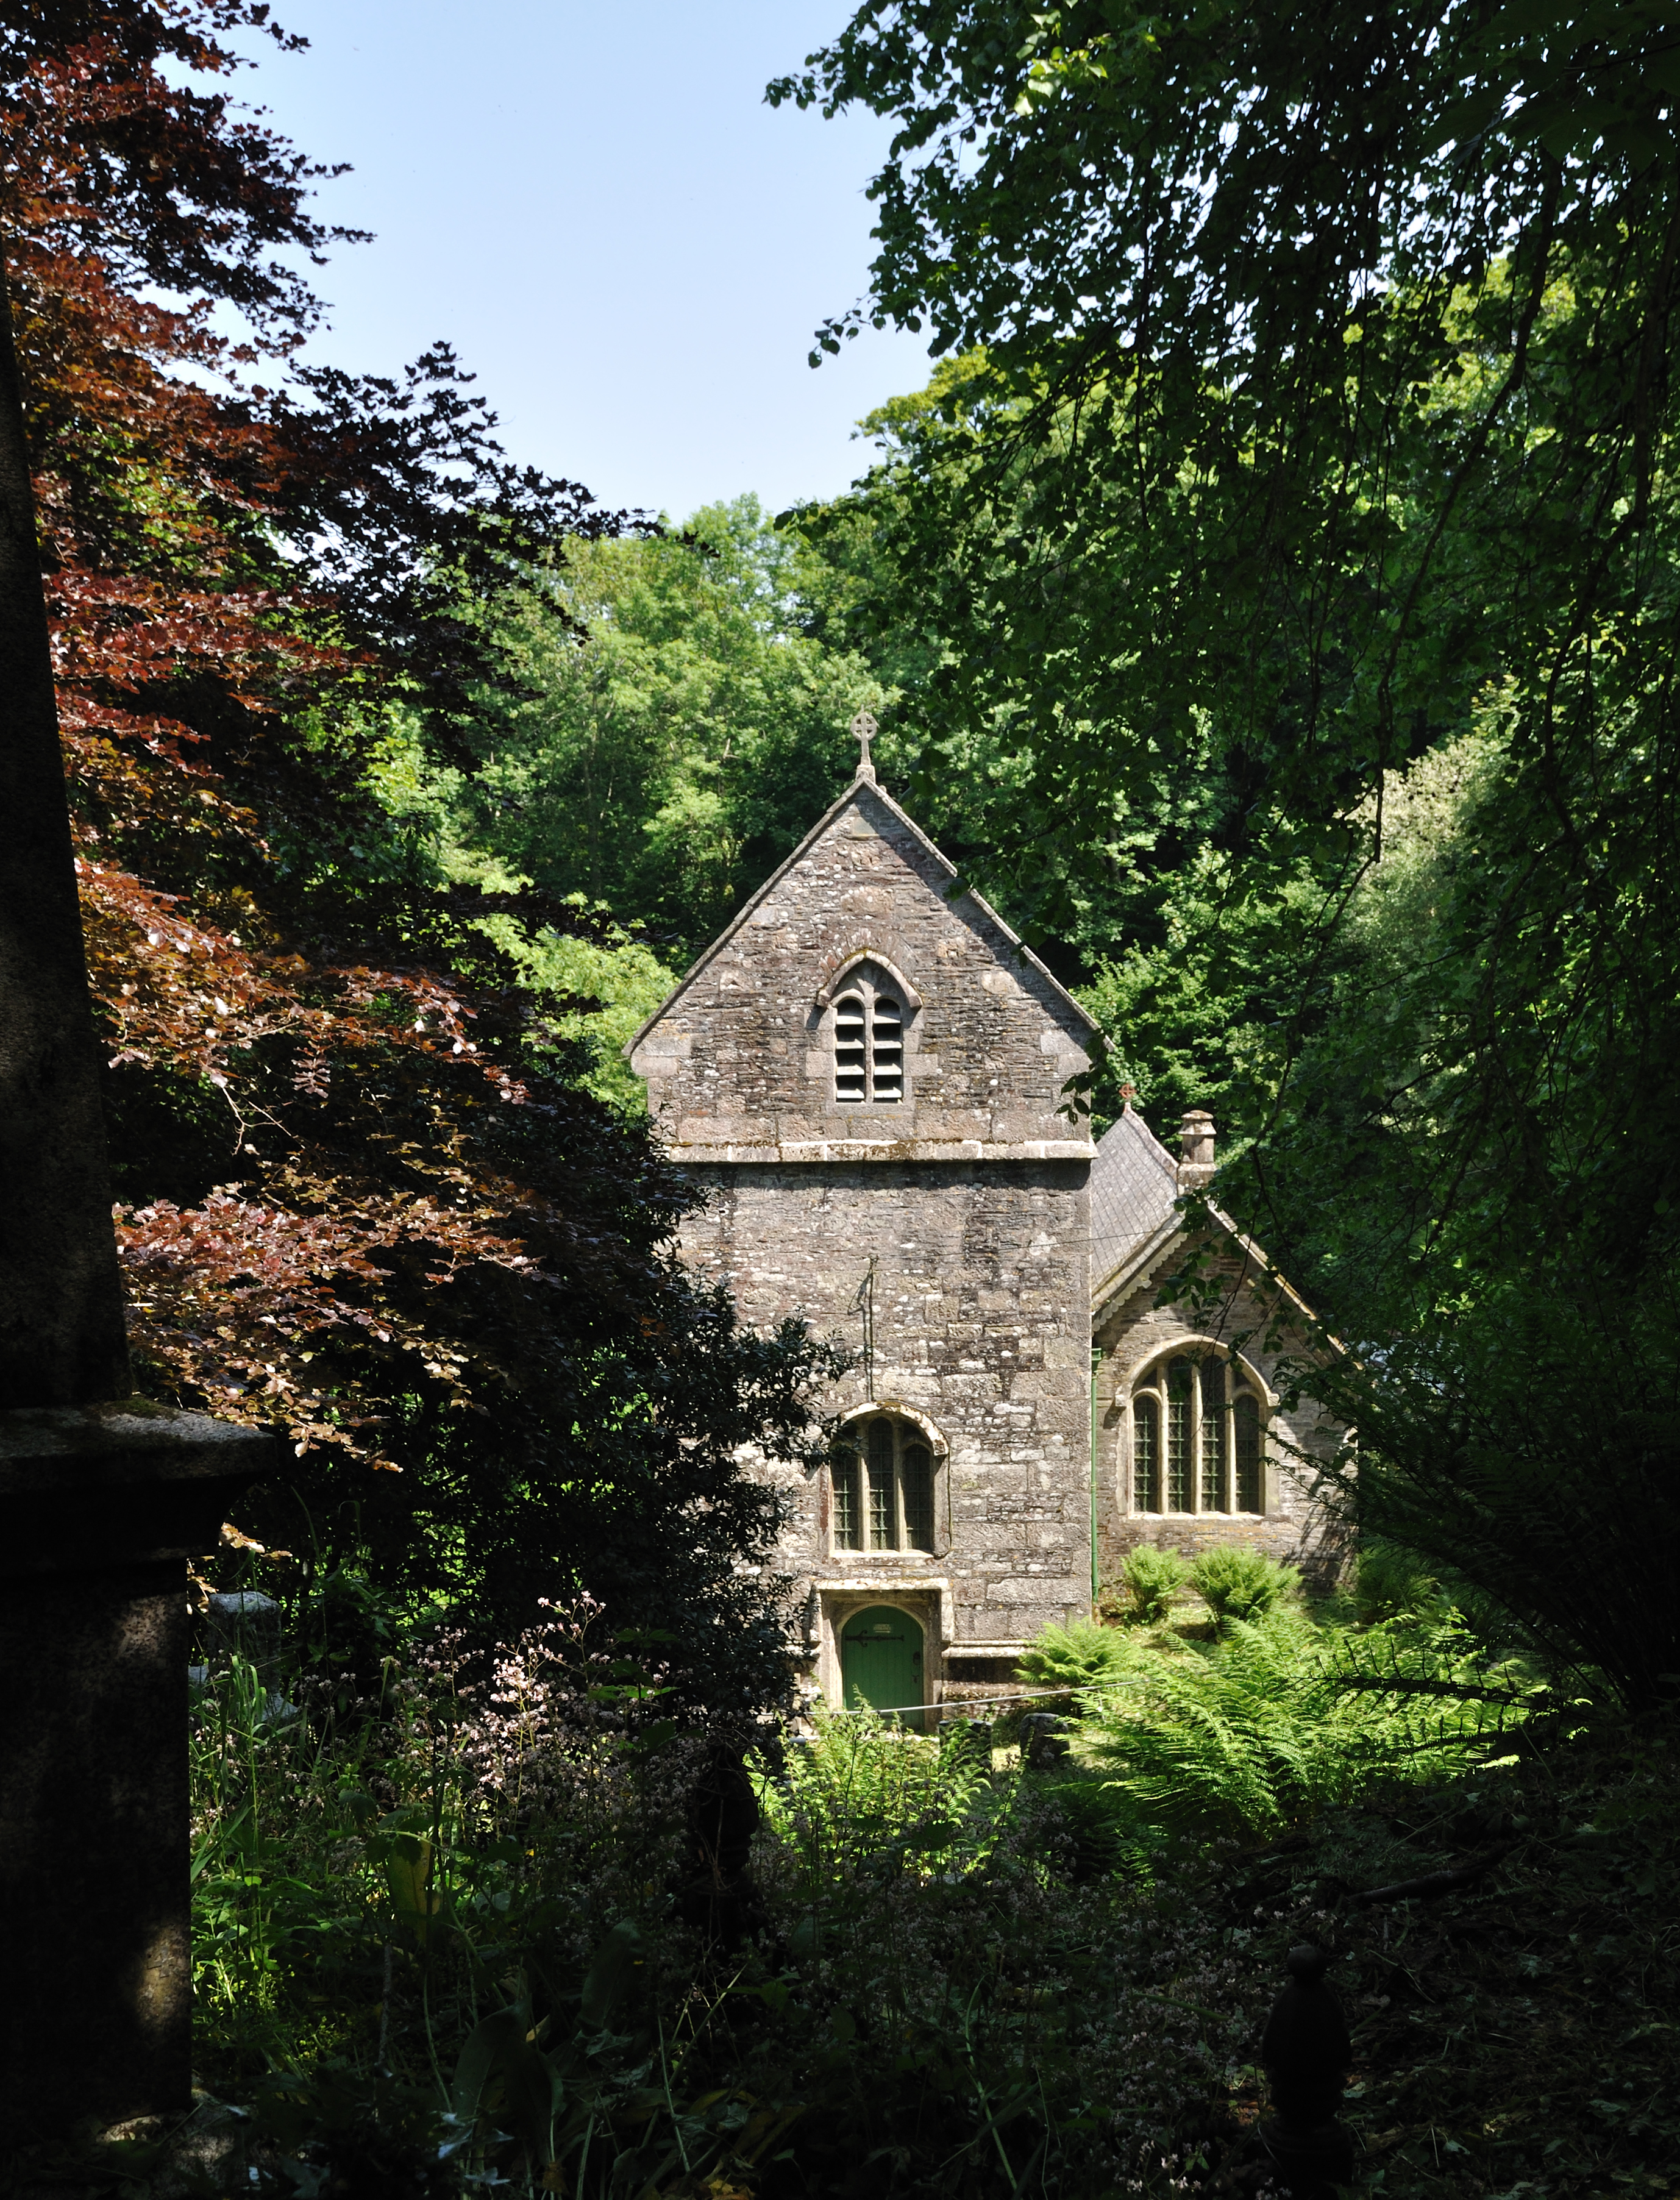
[[0, 259, 274, 2138]]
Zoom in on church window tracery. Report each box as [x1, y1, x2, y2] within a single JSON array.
[[831, 1415, 935, 1551], [1131, 1351, 1265, 1515]]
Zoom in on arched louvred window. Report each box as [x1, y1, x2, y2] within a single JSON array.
[[1130, 1353, 1268, 1517], [1166, 1357, 1194, 1512], [831, 967, 907, 1104], [830, 1415, 938, 1552], [1133, 1395, 1161, 1512], [1234, 1394, 1262, 1513], [871, 995, 903, 1100]]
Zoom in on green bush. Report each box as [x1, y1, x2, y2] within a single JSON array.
[[1120, 1545, 1191, 1624], [1075, 1608, 1535, 1843], [1016, 1617, 1130, 1708], [755, 1703, 1000, 1884], [1354, 1539, 1442, 1624], [1192, 1545, 1298, 1626]]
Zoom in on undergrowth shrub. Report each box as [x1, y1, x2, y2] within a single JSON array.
[[177, 1611, 1281, 2199], [754, 1703, 1003, 1886], [168, 1587, 1547, 2199], [1075, 1608, 1536, 1843], [1014, 1615, 1130, 1707], [189, 1601, 738, 2194], [1192, 1545, 1298, 1626], [1120, 1543, 1191, 1623], [1354, 1538, 1442, 1623], [745, 1717, 1256, 2196]]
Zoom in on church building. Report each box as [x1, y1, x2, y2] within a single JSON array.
[[628, 721, 1336, 1721]]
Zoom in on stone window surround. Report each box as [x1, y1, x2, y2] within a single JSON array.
[[827, 1401, 950, 1559], [812, 1582, 947, 1715], [1122, 1338, 1276, 1518]]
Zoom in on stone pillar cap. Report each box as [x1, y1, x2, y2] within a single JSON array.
[[0, 1402, 276, 1579]]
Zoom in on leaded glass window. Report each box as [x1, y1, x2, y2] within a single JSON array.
[[1129, 1353, 1267, 1515], [867, 1419, 894, 1545], [831, 1415, 938, 1551], [902, 1442, 934, 1548], [1134, 1395, 1160, 1512], [1200, 1358, 1226, 1509], [833, 1446, 860, 1547], [1166, 1357, 1194, 1512], [1234, 1394, 1262, 1514]]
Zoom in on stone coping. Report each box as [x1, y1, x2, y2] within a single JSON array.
[[0, 1402, 277, 1578], [0, 1400, 276, 1492]]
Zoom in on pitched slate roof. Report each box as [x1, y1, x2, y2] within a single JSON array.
[[1089, 1106, 1181, 1295]]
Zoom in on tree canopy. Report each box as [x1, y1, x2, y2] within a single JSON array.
[[767, 0, 1680, 1707], [1, 0, 841, 1707]]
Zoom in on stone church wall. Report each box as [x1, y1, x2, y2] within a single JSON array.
[[630, 781, 1095, 1158], [677, 1157, 1091, 1701], [1093, 1250, 1347, 1590]]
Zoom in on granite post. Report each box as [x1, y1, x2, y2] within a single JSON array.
[[0, 254, 274, 2139]]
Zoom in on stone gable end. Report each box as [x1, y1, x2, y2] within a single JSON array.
[[627, 780, 1098, 1158]]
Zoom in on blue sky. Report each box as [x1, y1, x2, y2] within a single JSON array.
[[227, 1, 931, 521]]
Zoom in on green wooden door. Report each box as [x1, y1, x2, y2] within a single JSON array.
[[841, 1606, 925, 1731]]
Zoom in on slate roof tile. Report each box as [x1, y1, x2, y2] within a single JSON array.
[[1090, 1108, 1180, 1292]]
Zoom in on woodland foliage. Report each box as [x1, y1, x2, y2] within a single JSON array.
[[758, 0, 1680, 1711], [130, 1597, 1564, 2200], [1, 0, 840, 1693]]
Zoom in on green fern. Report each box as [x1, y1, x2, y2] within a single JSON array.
[[1073, 1609, 1536, 1842], [1119, 1545, 1190, 1623], [1016, 1617, 1130, 1705], [1191, 1545, 1298, 1626], [754, 1705, 998, 1885], [1354, 1539, 1442, 1623]]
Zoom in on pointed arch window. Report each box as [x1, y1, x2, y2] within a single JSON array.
[[831, 1415, 935, 1551], [832, 971, 904, 1104], [1131, 1351, 1267, 1515]]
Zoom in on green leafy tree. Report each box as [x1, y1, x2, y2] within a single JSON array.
[[440, 497, 887, 966], [774, 2, 1680, 1706]]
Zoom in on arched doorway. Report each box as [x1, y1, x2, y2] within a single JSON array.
[[841, 1605, 925, 1731]]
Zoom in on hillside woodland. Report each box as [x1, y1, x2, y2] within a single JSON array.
[[5, 0, 1679, 2195]]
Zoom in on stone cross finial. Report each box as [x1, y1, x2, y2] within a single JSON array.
[[850, 707, 878, 785]]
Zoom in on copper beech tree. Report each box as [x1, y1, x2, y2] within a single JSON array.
[[1, 0, 837, 1705]]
